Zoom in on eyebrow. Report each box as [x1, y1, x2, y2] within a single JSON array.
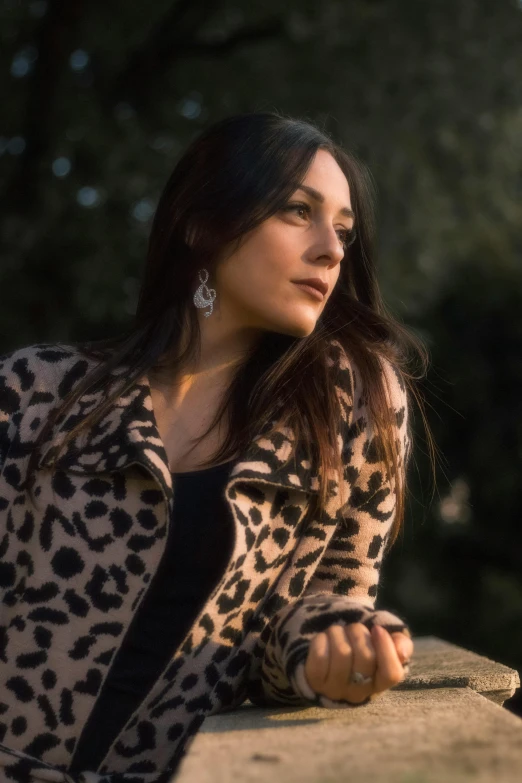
[[292, 184, 355, 220]]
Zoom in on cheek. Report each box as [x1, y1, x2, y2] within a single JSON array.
[[221, 226, 296, 296]]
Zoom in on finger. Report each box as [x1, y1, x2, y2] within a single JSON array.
[[304, 632, 330, 692], [322, 624, 355, 699], [342, 622, 376, 701], [371, 625, 406, 694], [390, 631, 414, 663], [343, 622, 376, 675]]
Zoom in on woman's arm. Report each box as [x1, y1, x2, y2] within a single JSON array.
[[245, 355, 413, 708]]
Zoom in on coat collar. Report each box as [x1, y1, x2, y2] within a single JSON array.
[[35, 352, 339, 510]]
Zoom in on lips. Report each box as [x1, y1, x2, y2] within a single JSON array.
[[292, 278, 328, 296], [292, 282, 325, 302]]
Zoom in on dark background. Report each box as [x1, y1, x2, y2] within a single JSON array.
[[1, 0, 521, 716]]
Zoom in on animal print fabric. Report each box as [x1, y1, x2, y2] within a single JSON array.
[[0, 339, 412, 782]]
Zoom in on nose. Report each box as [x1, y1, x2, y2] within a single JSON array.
[[312, 223, 346, 267]]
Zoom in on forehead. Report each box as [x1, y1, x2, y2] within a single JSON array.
[[299, 150, 352, 203]]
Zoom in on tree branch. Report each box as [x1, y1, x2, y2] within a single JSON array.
[[167, 18, 288, 58], [105, 5, 286, 111], [1, 0, 85, 215], [2, 0, 288, 216]]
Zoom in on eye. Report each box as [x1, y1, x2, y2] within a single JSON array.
[[282, 202, 357, 250], [337, 227, 357, 249], [283, 202, 311, 221]]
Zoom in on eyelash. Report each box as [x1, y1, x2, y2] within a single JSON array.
[[283, 202, 357, 249]]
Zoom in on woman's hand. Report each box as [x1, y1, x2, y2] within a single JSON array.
[[304, 622, 413, 704]]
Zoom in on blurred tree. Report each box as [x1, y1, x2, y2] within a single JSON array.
[[380, 260, 522, 715], [1, 0, 521, 344], [1, 0, 521, 714]]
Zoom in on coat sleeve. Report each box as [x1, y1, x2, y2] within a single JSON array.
[[245, 354, 413, 709]]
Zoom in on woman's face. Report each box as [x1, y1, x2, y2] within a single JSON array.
[[213, 148, 354, 339]]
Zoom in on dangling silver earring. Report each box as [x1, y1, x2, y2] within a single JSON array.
[[193, 268, 216, 318]]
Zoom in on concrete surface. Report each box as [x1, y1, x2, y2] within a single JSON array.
[[393, 635, 520, 705], [173, 635, 522, 783]]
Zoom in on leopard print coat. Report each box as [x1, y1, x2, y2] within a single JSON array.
[[0, 339, 412, 783]]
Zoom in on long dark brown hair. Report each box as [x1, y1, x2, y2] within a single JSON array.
[[26, 110, 435, 553]]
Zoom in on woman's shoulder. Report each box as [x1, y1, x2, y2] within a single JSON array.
[[0, 341, 100, 406], [1, 340, 86, 365], [326, 337, 408, 415]]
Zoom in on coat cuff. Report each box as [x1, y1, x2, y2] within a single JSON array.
[[260, 593, 411, 708]]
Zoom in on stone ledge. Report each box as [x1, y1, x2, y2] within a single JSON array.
[[173, 636, 522, 783], [393, 636, 520, 705], [177, 689, 522, 783]]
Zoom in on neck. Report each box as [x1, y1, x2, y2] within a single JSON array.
[[150, 316, 261, 404]]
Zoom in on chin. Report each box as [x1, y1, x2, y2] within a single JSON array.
[[272, 318, 317, 339]]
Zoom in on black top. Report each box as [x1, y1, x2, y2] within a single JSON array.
[[69, 458, 236, 775]]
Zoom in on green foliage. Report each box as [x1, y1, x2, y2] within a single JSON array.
[[1, 0, 521, 709], [381, 262, 522, 710]]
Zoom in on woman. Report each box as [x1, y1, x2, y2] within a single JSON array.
[[0, 111, 430, 783]]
